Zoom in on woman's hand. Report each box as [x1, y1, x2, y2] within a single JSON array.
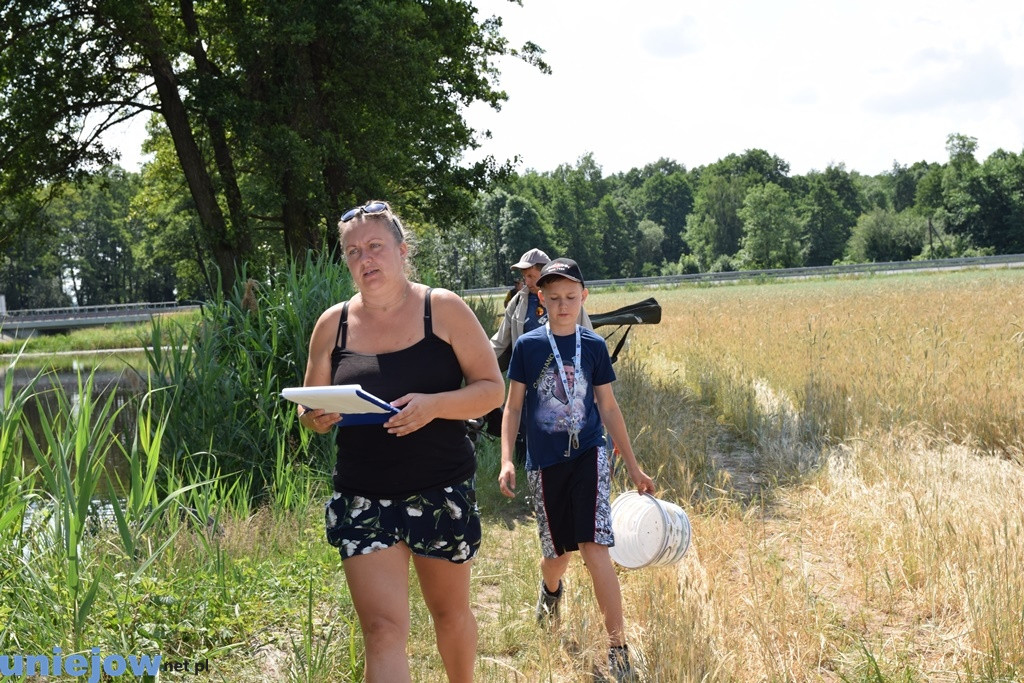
[[384, 393, 437, 436], [298, 407, 341, 434]]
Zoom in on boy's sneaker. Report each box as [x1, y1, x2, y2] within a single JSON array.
[[608, 645, 636, 682], [535, 579, 563, 624]]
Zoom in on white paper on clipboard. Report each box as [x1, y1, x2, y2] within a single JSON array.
[[280, 384, 398, 419]]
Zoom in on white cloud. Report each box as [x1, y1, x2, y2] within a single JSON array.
[[464, 0, 1024, 176], [642, 16, 701, 59], [867, 48, 1017, 114]]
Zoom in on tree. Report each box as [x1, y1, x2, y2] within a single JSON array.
[[940, 133, 982, 241], [737, 182, 805, 269], [415, 218, 494, 290], [0, 222, 69, 310], [597, 195, 636, 278], [0, 168, 179, 308], [684, 174, 746, 269], [636, 219, 666, 275], [0, 0, 542, 293], [477, 189, 512, 285], [131, 142, 223, 300], [50, 168, 170, 306], [637, 165, 693, 262], [801, 175, 856, 266], [707, 149, 791, 189], [959, 149, 1024, 253], [889, 161, 935, 213], [544, 154, 605, 278], [845, 209, 925, 263], [915, 165, 945, 216], [821, 164, 862, 218], [499, 195, 549, 276]]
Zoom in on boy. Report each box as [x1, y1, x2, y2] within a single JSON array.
[[498, 258, 655, 682]]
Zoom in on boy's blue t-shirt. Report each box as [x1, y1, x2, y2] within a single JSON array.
[[507, 325, 616, 471]]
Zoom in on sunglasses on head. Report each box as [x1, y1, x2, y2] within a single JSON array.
[[341, 201, 391, 223]]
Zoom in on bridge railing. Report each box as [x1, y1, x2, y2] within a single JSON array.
[[0, 301, 183, 320]]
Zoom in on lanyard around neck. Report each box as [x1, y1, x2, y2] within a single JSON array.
[[545, 322, 582, 454]]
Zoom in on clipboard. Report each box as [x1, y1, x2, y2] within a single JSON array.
[[281, 384, 399, 426]]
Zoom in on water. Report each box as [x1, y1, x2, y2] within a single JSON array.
[[2, 364, 141, 495]]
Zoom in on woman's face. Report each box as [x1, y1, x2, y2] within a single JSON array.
[[341, 217, 407, 290]]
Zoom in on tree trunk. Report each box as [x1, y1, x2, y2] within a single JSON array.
[[179, 0, 252, 261], [282, 170, 317, 258], [115, 1, 238, 295]]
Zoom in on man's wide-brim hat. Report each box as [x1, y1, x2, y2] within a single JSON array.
[[511, 248, 550, 270], [537, 258, 585, 288]]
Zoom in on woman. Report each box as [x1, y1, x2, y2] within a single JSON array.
[[299, 200, 504, 682]]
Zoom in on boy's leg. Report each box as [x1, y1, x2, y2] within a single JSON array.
[[536, 552, 570, 624], [540, 552, 571, 593], [566, 446, 623, 641], [579, 542, 625, 647], [528, 465, 573, 623]]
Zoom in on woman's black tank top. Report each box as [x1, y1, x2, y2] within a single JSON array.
[[329, 289, 474, 497]]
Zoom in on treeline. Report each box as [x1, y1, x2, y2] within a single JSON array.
[[420, 134, 1024, 290], [3, 132, 1023, 309], [0, 0, 539, 307]]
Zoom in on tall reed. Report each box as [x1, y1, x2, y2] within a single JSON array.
[[143, 249, 352, 499], [0, 355, 37, 543], [26, 371, 123, 650]]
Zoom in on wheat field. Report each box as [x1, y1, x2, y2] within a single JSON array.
[[444, 269, 1024, 682]]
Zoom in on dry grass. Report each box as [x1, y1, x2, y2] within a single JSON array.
[[444, 273, 1023, 682], [606, 270, 1024, 458]]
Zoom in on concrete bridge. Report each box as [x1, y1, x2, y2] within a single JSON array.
[[0, 300, 199, 338]]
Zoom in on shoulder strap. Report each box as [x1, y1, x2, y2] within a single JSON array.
[[334, 301, 350, 350], [609, 325, 631, 364], [424, 288, 433, 336]]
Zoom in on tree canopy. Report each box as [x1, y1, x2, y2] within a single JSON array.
[[0, 0, 546, 294]]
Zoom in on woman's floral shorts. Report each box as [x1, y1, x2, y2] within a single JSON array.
[[325, 478, 481, 564]]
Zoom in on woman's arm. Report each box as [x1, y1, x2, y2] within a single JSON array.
[[385, 289, 505, 436], [298, 305, 343, 434]]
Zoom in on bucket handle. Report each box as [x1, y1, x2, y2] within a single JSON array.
[[639, 492, 674, 565]]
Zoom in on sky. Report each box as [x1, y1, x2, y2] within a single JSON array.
[[458, 0, 1024, 177], [114, 0, 1024, 178]]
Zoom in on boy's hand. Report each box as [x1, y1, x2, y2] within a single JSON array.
[[498, 462, 517, 498], [628, 465, 656, 496]]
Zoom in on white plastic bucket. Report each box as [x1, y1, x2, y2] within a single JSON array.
[[609, 491, 691, 569]]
